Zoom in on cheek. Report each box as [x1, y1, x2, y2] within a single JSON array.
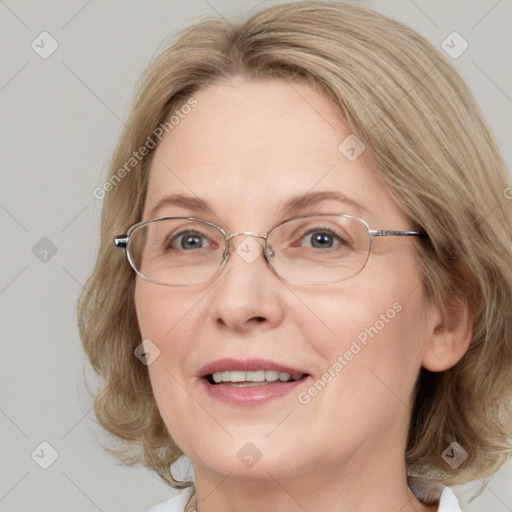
[[134, 280, 200, 348], [319, 300, 428, 423], [320, 297, 419, 366], [134, 282, 189, 399], [309, 252, 428, 396], [134, 280, 210, 386], [134, 282, 206, 448]]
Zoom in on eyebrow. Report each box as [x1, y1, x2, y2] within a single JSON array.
[[280, 190, 368, 217], [148, 190, 369, 220], [149, 194, 212, 219]]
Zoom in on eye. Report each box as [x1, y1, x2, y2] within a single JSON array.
[[167, 230, 214, 250], [299, 227, 348, 249]]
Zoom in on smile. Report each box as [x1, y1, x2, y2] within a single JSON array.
[[198, 358, 310, 405], [209, 370, 306, 385]]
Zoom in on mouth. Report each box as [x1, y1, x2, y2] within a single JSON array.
[[198, 358, 310, 405], [206, 370, 308, 386]]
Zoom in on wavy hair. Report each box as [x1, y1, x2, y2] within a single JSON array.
[[78, 0, 512, 489]]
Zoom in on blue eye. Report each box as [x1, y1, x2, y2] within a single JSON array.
[[169, 230, 211, 250], [302, 228, 346, 249]]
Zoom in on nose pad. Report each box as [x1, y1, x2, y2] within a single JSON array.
[[265, 245, 275, 259]]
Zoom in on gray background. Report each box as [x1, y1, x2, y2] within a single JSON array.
[[1, 0, 511, 511]]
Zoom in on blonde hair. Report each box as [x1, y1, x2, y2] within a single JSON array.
[[78, 0, 512, 489]]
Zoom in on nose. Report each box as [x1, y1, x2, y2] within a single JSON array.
[[209, 233, 285, 333]]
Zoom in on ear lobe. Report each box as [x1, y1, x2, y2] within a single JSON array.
[[422, 300, 473, 372]]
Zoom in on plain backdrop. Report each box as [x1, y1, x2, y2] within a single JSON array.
[[1, 1, 511, 511]]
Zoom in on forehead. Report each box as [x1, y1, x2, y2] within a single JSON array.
[[143, 77, 402, 228]]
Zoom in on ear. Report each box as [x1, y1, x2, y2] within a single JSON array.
[[422, 298, 473, 372]]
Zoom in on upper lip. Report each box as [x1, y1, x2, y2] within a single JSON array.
[[197, 358, 308, 378]]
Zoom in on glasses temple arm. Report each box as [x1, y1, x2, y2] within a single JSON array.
[[370, 230, 428, 238]]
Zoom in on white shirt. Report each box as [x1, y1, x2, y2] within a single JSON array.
[[144, 483, 463, 511], [144, 486, 193, 512]]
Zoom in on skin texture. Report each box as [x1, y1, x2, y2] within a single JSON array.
[[135, 76, 471, 512]]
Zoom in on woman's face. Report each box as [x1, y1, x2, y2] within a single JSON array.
[[135, 76, 437, 484]]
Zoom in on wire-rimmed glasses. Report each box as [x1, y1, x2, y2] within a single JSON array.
[[114, 214, 427, 286]]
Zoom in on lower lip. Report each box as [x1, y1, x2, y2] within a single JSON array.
[[200, 377, 309, 406]]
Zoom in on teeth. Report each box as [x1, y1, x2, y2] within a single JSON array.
[[211, 370, 304, 384], [230, 371, 246, 382], [247, 370, 265, 382], [265, 370, 279, 381]]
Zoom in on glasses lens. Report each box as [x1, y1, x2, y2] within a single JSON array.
[[267, 215, 370, 284], [128, 218, 225, 286]]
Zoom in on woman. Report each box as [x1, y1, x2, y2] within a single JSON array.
[[78, 2, 512, 511]]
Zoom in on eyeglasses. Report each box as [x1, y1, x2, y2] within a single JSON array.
[[114, 214, 427, 286]]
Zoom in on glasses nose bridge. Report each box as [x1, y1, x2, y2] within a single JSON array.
[[226, 231, 267, 244]]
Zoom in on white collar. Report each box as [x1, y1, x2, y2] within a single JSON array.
[[408, 476, 463, 511]]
